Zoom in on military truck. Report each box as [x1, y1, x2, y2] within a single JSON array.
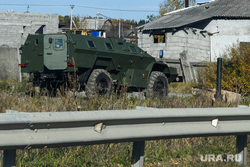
[[20, 31, 177, 98]]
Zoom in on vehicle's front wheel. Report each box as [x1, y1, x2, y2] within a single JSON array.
[[86, 69, 113, 98], [146, 71, 169, 99]]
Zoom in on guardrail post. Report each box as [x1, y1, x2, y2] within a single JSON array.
[[236, 135, 247, 166], [131, 141, 145, 167], [3, 150, 16, 167]]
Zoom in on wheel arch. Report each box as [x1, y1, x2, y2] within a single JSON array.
[[78, 56, 116, 87], [146, 62, 170, 78], [93, 57, 116, 72]]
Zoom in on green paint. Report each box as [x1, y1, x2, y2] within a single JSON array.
[[21, 31, 177, 93]]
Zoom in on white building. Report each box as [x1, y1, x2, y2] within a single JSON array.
[[138, 0, 250, 62], [138, 0, 250, 81]]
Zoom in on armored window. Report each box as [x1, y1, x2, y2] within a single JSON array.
[[35, 39, 39, 46], [153, 34, 165, 43], [130, 46, 137, 53], [55, 39, 63, 49], [105, 43, 113, 50], [88, 41, 95, 48]]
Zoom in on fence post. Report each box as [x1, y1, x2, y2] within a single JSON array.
[[215, 58, 223, 100], [236, 135, 247, 166], [3, 150, 16, 167], [131, 141, 145, 167]]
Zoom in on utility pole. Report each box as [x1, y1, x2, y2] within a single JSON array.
[[119, 19, 121, 38], [97, 11, 100, 19], [95, 11, 100, 30], [70, 5, 75, 30], [27, 5, 29, 13]]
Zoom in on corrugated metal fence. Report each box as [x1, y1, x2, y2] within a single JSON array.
[[1, 106, 249, 167]]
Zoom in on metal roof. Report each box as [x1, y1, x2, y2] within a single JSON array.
[[83, 19, 109, 30], [141, 0, 250, 31]]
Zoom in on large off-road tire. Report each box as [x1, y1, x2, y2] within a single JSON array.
[[146, 71, 169, 99], [86, 69, 113, 98]]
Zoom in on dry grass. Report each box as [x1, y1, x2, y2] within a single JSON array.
[[0, 80, 245, 166], [169, 82, 195, 94]]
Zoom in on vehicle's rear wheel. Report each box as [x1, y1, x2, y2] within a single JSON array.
[[86, 69, 113, 98], [146, 71, 169, 99]]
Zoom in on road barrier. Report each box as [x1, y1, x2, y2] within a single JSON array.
[[1, 106, 249, 167]]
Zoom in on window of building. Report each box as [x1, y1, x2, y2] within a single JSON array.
[[55, 39, 63, 49], [153, 34, 166, 43], [87, 41, 95, 48], [105, 43, 113, 50]]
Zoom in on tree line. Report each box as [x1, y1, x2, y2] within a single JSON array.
[[59, 0, 196, 28]]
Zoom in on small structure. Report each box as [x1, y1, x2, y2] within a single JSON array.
[[138, 0, 250, 82], [81, 18, 137, 42], [123, 28, 137, 43], [82, 18, 112, 38]]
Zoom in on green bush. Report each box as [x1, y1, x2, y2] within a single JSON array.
[[0, 79, 32, 93], [200, 43, 250, 96]]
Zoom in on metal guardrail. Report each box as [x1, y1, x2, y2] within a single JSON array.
[[1, 106, 250, 167]]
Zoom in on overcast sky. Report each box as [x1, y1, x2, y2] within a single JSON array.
[[0, 0, 209, 21]]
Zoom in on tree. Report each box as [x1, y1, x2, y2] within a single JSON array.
[[59, 15, 65, 23], [138, 20, 146, 26], [200, 43, 250, 96], [73, 15, 83, 29], [146, 14, 158, 22], [159, 0, 196, 16]]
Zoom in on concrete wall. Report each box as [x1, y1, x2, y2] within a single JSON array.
[[0, 11, 59, 80], [138, 28, 210, 62], [138, 18, 250, 82], [0, 11, 59, 48], [138, 19, 250, 63], [0, 46, 19, 80], [205, 19, 250, 61]]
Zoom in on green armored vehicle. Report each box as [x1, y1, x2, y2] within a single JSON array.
[[20, 31, 177, 98]]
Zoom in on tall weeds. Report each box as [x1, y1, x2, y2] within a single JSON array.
[[0, 80, 243, 166]]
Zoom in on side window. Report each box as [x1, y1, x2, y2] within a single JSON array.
[[55, 39, 64, 49], [153, 34, 165, 43], [87, 41, 95, 48], [105, 43, 113, 50], [35, 39, 39, 46], [130, 46, 137, 53]]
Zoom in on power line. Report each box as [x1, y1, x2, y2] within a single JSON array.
[[0, 4, 69, 7], [0, 4, 158, 13], [98, 13, 114, 20], [76, 5, 158, 13]]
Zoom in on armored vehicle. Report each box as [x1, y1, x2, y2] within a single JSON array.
[[20, 31, 177, 98]]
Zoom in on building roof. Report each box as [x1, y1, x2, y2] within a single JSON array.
[[83, 19, 110, 30], [141, 0, 250, 31]]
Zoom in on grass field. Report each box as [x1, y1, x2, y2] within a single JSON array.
[[0, 80, 248, 166]]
